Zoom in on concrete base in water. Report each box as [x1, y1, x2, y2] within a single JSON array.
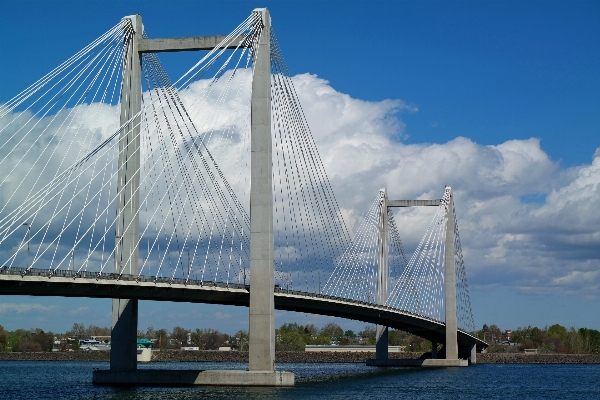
[[92, 369, 295, 386], [366, 358, 468, 367]]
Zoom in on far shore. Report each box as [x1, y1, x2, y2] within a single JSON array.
[[1, 351, 599, 364]]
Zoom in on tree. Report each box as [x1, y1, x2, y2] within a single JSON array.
[[18, 341, 42, 352], [0, 326, 7, 352], [86, 324, 110, 337], [359, 326, 376, 341], [388, 329, 405, 346], [31, 329, 53, 351], [171, 326, 188, 347], [304, 324, 318, 336], [579, 328, 600, 354], [489, 324, 502, 343], [277, 331, 305, 351], [233, 330, 248, 351], [69, 323, 85, 338], [344, 330, 356, 338], [145, 326, 157, 339], [155, 329, 168, 350], [407, 335, 429, 352], [321, 323, 343, 340]]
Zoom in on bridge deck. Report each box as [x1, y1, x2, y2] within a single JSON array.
[[0, 268, 486, 348]]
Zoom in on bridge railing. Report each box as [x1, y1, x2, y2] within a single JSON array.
[[1, 266, 480, 333]]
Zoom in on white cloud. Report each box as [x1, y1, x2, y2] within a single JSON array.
[[0, 303, 58, 314], [290, 73, 599, 300], [214, 311, 231, 320], [2, 70, 598, 304]]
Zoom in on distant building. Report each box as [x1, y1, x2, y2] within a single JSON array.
[[305, 345, 405, 352]]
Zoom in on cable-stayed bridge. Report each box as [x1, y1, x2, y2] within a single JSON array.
[[0, 8, 486, 386]]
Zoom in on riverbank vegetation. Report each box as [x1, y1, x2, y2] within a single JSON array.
[[1, 322, 598, 354], [475, 323, 600, 354]]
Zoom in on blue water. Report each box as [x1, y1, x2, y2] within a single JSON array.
[[0, 361, 599, 399]]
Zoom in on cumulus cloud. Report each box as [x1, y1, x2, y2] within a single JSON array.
[[292, 73, 599, 300], [2, 70, 598, 302], [0, 303, 58, 314]]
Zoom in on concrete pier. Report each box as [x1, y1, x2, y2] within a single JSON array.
[[444, 187, 458, 360], [93, 370, 294, 386], [94, 8, 294, 386], [375, 189, 389, 362], [110, 14, 142, 373], [248, 7, 276, 373]]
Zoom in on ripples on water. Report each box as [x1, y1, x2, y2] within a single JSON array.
[[0, 361, 598, 399]]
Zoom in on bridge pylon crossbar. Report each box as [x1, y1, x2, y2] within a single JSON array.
[[369, 187, 475, 366]]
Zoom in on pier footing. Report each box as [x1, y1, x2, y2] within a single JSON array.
[[92, 369, 295, 386], [366, 358, 468, 367]]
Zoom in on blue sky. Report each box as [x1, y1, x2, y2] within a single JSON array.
[[1, 0, 599, 334]]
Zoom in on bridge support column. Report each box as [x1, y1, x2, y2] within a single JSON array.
[[111, 14, 142, 372], [470, 343, 477, 364], [248, 7, 278, 374], [375, 188, 389, 361], [444, 187, 458, 360]]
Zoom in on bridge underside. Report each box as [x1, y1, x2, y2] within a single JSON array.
[[0, 273, 485, 349]]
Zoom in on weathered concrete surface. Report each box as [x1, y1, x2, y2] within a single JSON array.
[[444, 188, 458, 360], [112, 13, 143, 373], [92, 369, 294, 386], [138, 36, 245, 52]]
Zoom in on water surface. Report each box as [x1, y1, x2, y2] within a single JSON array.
[[1, 361, 598, 399]]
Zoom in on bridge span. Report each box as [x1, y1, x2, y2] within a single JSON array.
[[0, 267, 486, 349], [1, 7, 487, 386]]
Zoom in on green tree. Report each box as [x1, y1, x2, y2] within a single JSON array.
[[277, 331, 305, 351], [171, 326, 188, 347], [307, 334, 330, 345], [31, 329, 53, 351], [359, 326, 376, 344], [0, 326, 7, 352], [388, 329, 405, 346], [8, 329, 28, 352], [579, 328, 600, 354], [155, 329, 168, 350]]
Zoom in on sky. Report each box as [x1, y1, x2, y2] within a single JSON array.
[[1, 0, 599, 335]]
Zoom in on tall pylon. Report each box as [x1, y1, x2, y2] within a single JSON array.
[[375, 188, 389, 360], [111, 14, 142, 372]]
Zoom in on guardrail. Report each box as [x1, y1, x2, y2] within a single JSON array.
[[1, 266, 482, 337]]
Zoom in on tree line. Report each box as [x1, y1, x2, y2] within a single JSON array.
[[475, 323, 600, 354], [3, 321, 597, 354], [0, 322, 432, 352]]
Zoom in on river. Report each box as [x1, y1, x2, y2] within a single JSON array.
[[0, 361, 598, 399]]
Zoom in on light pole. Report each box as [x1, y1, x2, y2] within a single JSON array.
[[318, 270, 321, 295], [71, 246, 77, 272], [187, 246, 191, 279], [22, 223, 30, 269]]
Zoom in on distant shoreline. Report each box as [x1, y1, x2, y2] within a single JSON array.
[[1, 351, 599, 364]]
